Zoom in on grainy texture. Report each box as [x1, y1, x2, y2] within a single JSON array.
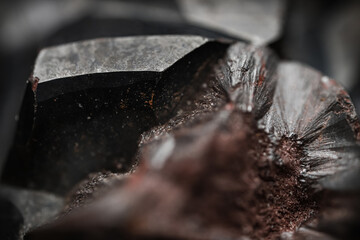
[[62, 172, 127, 215]]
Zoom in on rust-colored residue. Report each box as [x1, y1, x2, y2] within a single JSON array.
[[276, 136, 303, 167], [145, 92, 155, 109], [30, 76, 40, 92], [119, 100, 127, 109]]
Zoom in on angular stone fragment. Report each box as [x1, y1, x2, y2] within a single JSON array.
[[2, 36, 226, 196]]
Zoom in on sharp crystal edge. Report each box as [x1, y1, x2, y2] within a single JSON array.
[[33, 35, 209, 83]]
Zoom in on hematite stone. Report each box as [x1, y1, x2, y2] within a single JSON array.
[[18, 36, 360, 240]]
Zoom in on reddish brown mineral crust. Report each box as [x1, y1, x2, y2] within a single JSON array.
[[143, 111, 320, 240], [30, 76, 39, 92]]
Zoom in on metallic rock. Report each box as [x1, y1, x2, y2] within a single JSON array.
[[24, 38, 360, 240], [2, 36, 227, 196]]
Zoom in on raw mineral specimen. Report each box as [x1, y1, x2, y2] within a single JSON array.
[[20, 36, 360, 240]]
